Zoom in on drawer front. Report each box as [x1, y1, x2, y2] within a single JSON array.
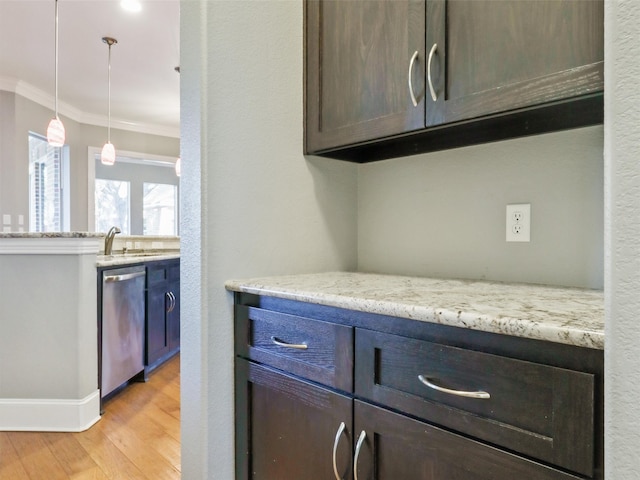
[[354, 400, 583, 480], [235, 305, 353, 392], [355, 328, 595, 476], [147, 259, 179, 287]]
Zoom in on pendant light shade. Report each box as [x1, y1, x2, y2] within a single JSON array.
[[175, 157, 181, 177], [47, 117, 66, 147], [101, 37, 118, 165], [101, 142, 116, 166], [47, 0, 65, 146]]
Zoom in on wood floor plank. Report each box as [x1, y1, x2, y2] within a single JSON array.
[[93, 419, 180, 480], [7, 432, 69, 480], [72, 423, 148, 480], [0, 432, 31, 480], [43, 433, 100, 477]]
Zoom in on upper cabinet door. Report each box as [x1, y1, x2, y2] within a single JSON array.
[[426, 0, 604, 127], [305, 0, 426, 154]]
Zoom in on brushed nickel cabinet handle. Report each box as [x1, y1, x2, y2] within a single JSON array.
[[418, 374, 490, 399], [169, 292, 176, 312], [427, 43, 438, 102], [408, 50, 420, 107], [332, 422, 346, 480], [270, 336, 308, 350], [353, 430, 367, 480], [166, 292, 173, 313]]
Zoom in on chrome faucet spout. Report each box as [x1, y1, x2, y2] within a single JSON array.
[[104, 226, 121, 255]]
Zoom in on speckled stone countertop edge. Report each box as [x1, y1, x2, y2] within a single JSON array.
[[96, 253, 180, 267], [0, 232, 105, 238], [225, 272, 604, 350]]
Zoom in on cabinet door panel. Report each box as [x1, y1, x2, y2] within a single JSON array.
[[426, 0, 604, 126], [354, 400, 583, 480], [306, 0, 425, 153], [235, 359, 353, 480], [146, 286, 169, 364], [168, 280, 180, 352]]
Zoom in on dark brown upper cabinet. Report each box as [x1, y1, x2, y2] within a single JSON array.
[[305, 0, 426, 153], [304, 0, 604, 163]]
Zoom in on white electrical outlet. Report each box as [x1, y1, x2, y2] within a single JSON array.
[[506, 204, 531, 242]]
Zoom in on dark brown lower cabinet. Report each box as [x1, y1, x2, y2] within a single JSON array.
[[353, 400, 583, 480], [233, 293, 603, 480], [235, 359, 353, 480]]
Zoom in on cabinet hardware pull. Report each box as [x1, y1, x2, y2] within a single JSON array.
[[166, 292, 172, 313], [427, 43, 438, 102], [418, 374, 490, 399], [169, 292, 176, 313], [353, 430, 367, 480], [408, 50, 420, 107], [103, 271, 146, 283], [270, 336, 308, 350], [332, 422, 346, 480]]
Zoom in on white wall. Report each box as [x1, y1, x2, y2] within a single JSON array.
[[358, 126, 604, 289], [180, 2, 358, 478], [604, 1, 640, 478]]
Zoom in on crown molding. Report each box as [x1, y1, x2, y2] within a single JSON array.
[[0, 76, 179, 139]]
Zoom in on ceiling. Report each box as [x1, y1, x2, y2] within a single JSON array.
[[0, 0, 180, 138]]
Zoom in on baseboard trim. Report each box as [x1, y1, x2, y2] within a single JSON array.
[[0, 389, 101, 432]]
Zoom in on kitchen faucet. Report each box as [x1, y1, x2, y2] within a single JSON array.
[[104, 226, 121, 255]]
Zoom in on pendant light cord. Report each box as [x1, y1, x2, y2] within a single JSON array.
[[107, 41, 112, 143], [54, 0, 59, 119]]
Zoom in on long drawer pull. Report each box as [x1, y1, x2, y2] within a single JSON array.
[[270, 336, 308, 350], [418, 374, 490, 399], [353, 430, 367, 480], [332, 422, 346, 480]]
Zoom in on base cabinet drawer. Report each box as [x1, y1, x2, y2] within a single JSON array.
[[355, 328, 595, 476], [235, 305, 353, 391], [353, 400, 583, 480]]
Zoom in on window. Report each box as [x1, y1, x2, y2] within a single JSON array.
[[143, 183, 178, 235], [91, 150, 179, 235], [95, 179, 130, 234], [28, 133, 69, 232]]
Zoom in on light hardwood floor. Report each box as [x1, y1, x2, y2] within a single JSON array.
[[0, 354, 180, 480]]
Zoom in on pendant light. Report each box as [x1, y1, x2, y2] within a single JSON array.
[[46, 0, 65, 147], [101, 37, 118, 166]]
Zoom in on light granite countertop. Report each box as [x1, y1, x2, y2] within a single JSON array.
[[0, 232, 104, 238], [96, 252, 180, 267], [225, 271, 604, 350]]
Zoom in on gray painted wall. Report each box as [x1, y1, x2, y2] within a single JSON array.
[[604, 1, 640, 478], [0, 253, 97, 399], [0, 91, 179, 231], [358, 126, 604, 289]]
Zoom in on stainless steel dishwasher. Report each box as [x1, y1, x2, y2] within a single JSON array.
[[101, 265, 146, 398]]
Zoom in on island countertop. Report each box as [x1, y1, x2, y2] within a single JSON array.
[[225, 271, 604, 350]]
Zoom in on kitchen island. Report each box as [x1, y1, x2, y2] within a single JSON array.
[[227, 271, 604, 479], [0, 232, 103, 432], [0, 232, 180, 431]]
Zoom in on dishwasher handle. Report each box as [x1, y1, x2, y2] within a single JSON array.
[[104, 271, 146, 283]]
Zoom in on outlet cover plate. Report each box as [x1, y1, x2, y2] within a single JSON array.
[[506, 204, 531, 242]]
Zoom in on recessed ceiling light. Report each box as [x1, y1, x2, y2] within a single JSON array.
[[120, 0, 142, 13]]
